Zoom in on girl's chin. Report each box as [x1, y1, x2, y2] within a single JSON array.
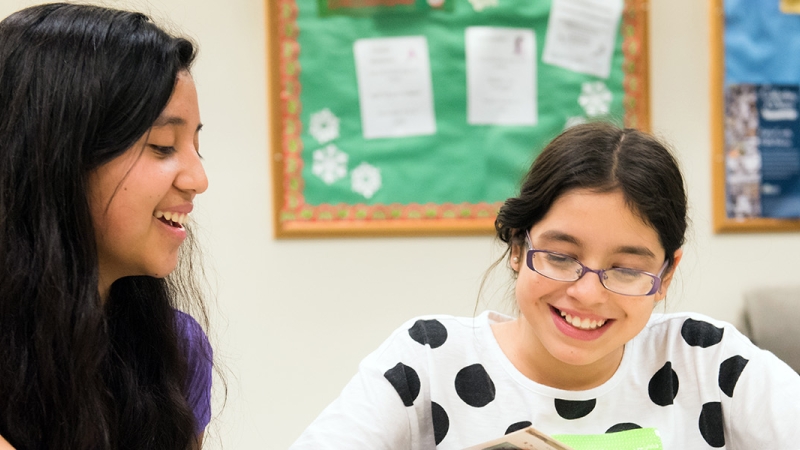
[[146, 259, 180, 279]]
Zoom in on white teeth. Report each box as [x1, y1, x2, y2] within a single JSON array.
[[154, 210, 189, 226], [559, 310, 607, 330]]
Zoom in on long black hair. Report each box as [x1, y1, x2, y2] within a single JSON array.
[[0, 3, 209, 449], [496, 122, 687, 271]]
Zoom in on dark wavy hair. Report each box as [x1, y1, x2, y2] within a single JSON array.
[[0, 4, 210, 449], [495, 122, 687, 272]]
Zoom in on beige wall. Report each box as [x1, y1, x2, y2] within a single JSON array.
[[3, 0, 799, 448]]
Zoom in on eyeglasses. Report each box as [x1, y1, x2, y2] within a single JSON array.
[[524, 231, 668, 297]]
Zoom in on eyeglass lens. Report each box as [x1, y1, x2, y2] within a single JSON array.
[[531, 251, 656, 296]]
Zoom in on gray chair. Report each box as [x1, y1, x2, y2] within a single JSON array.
[[740, 286, 800, 373]]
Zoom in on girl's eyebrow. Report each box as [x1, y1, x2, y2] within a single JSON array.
[[538, 230, 657, 259], [538, 230, 581, 246], [152, 115, 185, 127], [613, 245, 656, 259], [152, 115, 203, 133]]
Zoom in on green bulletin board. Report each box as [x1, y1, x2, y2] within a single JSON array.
[[267, 0, 650, 238]]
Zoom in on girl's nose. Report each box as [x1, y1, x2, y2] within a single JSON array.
[[174, 147, 208, 194]]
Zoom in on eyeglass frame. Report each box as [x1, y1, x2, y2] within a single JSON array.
[[523, 231, 669, 297]]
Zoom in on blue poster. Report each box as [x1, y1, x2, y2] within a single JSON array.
[[724, 1, 800, 219], [724, 84, 800, 218], [757, 85, 800, 218]]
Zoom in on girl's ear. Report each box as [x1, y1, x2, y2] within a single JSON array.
[[655, 248, 683, 302], [510, 244, 523, 273]]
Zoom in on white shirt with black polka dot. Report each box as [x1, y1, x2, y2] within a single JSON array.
[[290, 311, 800, 449]]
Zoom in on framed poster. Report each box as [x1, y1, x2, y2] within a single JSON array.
[[711, 0, 800, 232], [267, 0, 650, 238]]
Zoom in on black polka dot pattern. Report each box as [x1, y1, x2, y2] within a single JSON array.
[[719, 355, 749, 398], [681, 319, 724, 348], [383, 362, 420, 407], [554, 398, 596, 420], [648, 361, 679, 406], [454, 364, 496, 407], [698, 402, 725, 448], [408, 319, 448, 349], [606, 423, 642, 433], [431, 401, 449, 445], [505, 421, 532, 435], [379, 314, 747, 447]]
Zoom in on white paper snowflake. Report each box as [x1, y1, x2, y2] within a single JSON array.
[[351, 162, 381, 199], [312, 144, 348, 185], [578, 81, 613, 117], [564, 116, 587, 129], [469, 0, 499, 12], [309, 108, 340, 144]]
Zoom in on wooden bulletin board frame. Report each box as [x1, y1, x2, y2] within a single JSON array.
[[267, 0, 650, 238], [711, 0, 800, 233]]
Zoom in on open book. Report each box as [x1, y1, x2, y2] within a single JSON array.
[[464, 425, 664, 450], [464, 426, 574, 450]]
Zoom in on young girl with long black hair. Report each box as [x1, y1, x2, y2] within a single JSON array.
[[0, 3, 214, 449]]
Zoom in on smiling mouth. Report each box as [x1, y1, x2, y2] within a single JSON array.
[[154, 211, 188, 229], [553, 306, 609, 331]]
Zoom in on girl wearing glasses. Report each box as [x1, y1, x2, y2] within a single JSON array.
[[0, 3, 213, 449], [291, 122, 800, 449]]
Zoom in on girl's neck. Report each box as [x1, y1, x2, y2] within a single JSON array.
[[491, 318, 624, 391], [97, 275, 113, 305]]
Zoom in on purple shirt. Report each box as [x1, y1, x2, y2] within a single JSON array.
[[174, 310, 213, 433]]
